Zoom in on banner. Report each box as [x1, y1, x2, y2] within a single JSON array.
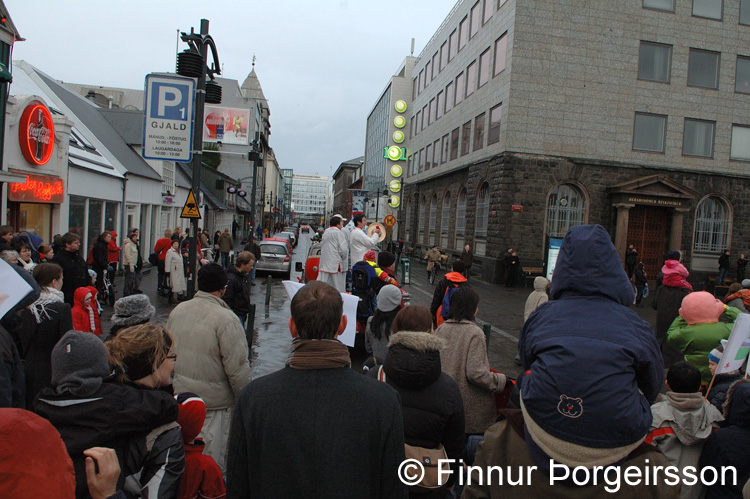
[[282, 281, 357, 347], [350, 189, 369, 216], [716, 313, 750, 375], [203, 106, 250, 145]]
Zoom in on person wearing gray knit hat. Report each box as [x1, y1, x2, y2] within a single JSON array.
[[377, 284, 403, 313], [50, 331, 110, 397], [109, 294, 155, 337]]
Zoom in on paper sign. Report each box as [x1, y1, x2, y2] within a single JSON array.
[[282, 281, 357, 347], [0, 259, 34, 319], [716, 313, 750, 375]]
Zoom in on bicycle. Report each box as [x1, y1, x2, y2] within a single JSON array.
[[427, 260, 441, 284], [98, 265, 116, 306]]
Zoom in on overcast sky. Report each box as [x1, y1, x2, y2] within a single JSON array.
[[9, 0, 459, 178]]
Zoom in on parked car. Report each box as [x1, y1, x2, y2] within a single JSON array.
[[284, 225, 299, 240], [265, 236, 292, 254], [275, 231, 295, 248], [256, 240, 291, 279], [301, 224, 310, 233], [281, 230, 297, 247]]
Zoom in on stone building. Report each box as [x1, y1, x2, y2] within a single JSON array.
[[398, 0, 750, 283]]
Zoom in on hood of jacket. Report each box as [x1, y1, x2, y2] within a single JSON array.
[[383, 331, 445, 390], [662, 259, 689, 277], [651, 392, 723, 445], [549, 225, 634, 306], [445, 271, 467, 284], [73, 287, 93, 307], [533, 276, 549, 292], [724, 379, 750, 427]]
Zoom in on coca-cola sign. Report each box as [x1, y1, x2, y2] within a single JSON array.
[[19, 101, 55, 166]]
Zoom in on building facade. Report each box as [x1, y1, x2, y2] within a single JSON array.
[[332, 156, 363, 219], [291, 173, 329, 226], [399, 0, 750, 283]]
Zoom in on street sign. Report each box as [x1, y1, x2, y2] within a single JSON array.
[[142, 74, 195, 162], [180, 190, 201, 219], [384, 215, 396, 227]]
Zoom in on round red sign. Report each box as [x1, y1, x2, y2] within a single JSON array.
[[384, 215, 396, 227], [19, 101, 55, 166]]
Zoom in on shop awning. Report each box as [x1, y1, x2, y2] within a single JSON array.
[[0, 170, 29, 183]]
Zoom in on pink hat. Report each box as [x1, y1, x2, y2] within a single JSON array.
[[364, 250, 377, 262], [679, 291, 725, 325], [662, 259, 689, 278]]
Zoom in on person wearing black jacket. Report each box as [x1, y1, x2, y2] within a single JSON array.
[[368, 305, 465, 498], [92, 232, 111, 297], [244, 236, 262, 286], [633, 261, 648, 306], [738, 254, 748, 283], [718, 249, 731, 286], [224, 251, 255, 326], [51, 233, 90, 306]]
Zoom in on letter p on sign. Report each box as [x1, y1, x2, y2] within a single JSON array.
[[158, 86, 181, 116]]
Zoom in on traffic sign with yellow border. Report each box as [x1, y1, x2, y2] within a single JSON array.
[[180, 190, 202, 219]]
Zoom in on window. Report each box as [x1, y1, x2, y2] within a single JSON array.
[[470, 2, 481, 38], [425, 143, 433, 170], [731, 125, 750, 161], [440, 41, 448, 70], [638, 42, 672, 83], [455, 73, 465, 105], [694, 197, 730, 253], [432, 53, 439, 80], [736, 56, 750, 93], [410, 114, 415, 139], [429, 98, 436, 125], [547, 184, 586, 237], [466, 61, 477, 97], [412, 78, 418, 100], [88, 200, 103, 251], [475, 183, 489, 238], [161, 163, 175, 194], [643, 0, 675, 11], [419, 196, 427, 242], [425, 61, 431, 88], [461, 121, 472, 156], [688, 48, 720, 89], [429, 195, 438, 240], [441, 134, 450, 163], [418, 70, 424, 94], [441, 192, 451, 247], [422, 105, 428, 130], [488, 103, 502, 144], [418, 148, 425, 172], [693, 0, 722, 19], [742, 0, 750, 24], [683, 119, 715, 157], [433, 139, 441, 167], [493, 33, 507, 76], [449, 29, 458, 60], [459, 16, 468, 51], [474, 113, 486, 151], [69, 196, 86, 243], [450, 128, 460, 160], [633, 113, 667, 153], [484, 0, 494, 24], [437, 91, 444, 120], [414, 111, 421, 136], [445, 82, 454, 113], [455, 189, 467, 236], [478, 48, 491, 87]]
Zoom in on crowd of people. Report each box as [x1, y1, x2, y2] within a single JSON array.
[[2, 221, 750, 497]]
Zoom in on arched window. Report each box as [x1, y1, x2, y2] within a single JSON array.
[[475, 182, 490, 256], [547, 183, 586, 237], [694, 196, 731, 253], [428, 194, 438, 244], [418, 195, 427, 243], [455, 188, 467, 250], [441, 192, 451, 248]]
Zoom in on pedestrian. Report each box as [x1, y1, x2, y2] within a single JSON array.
[[738, 253, 748, 283], [51, 232, 90, 306], [425, 244, 441, 279], [167, 263, 251, 473], [165, 239, 186, 304], [502, 247, 513, 286], [199, 229, 210, 257], [706, 340, 743, 413], [652, 250, 691, 366], [212, 231, 221, 263], [461, 244, 474, 279], [646, 361, 723, 499], [108, 293, 155, 338], [15, 241, 36, 272], [218, 228, 233, 268], [430, 259, 468, 328], [349, 214, 379, 266], [369, 305, 466, 498], [364, 284, 404, 362], [243, 236, 261, 286], [699, 379, 750, 498], [377, 250, 399, 281], [506, 249, 521, 288], [667, 291, 740, 385], [122, 232, 141, 297], [38, 244, 54, 261], [225, 281, 407, 498], [633, 261, 648, 306], [718, 248, 731, 286], [106, 230, 120, 268], [91, 231, 111, 298], [626, 244, 638, 278], [317, 215, 349, 293], [71, 287, 103, 336], [0, 225, 13, 252], [153, 229, 173, 297], [724, 282, 749, 313], [523, 276, 549, 322], [255, 224, 262, 241], [16, 263, 73, 409], [173, 227, 183, 245], [224, 251, 255, 327]]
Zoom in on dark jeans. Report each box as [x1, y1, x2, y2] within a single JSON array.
[[221, 252, 229, 268], [635, 283, 645, 305], [123, 268, 142, 296], [718, 267, 728, 286], [157, 260, 166, 290]]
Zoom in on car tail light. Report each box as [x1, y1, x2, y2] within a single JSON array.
[[284, 255, 290, 262]]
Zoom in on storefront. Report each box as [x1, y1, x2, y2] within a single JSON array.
[[7, 172, 64, 242]]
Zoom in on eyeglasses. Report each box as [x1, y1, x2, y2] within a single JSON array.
[[167, 354, 177, 361]]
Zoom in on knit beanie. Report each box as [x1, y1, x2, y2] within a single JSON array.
[[111, 295, 155, 328], [679, 291, 725, 325], [667, 250, 681, 261], [377, 285, 403, 312], [708, 339, 728, 364], [198, 263, 228, 292], [364, 250, 377, 262], [175, 392, 206, 443], [452, 260, 465, 273], [377, 251, 396, 269], [51, 331, 110, 396], [743, 279, 750, 289]]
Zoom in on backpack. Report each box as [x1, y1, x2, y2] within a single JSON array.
[[440, 283, 461, 320], [85, 246, 94, 266], [352, 261, 379, 322]]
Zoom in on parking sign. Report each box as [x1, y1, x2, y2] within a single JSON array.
[[142, 74, 195, 162]]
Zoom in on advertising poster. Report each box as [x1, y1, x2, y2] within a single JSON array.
[[203, 106, 250, 145], [546, 237, 563, 281], [350, 189, 369, 216]]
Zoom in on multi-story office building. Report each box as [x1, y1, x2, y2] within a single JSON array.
[[291, 173, 329, 226], [282, 168, 293, 223], [400, 0, 750, 282]]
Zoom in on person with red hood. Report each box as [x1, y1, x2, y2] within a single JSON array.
[[430, 260, 468, 328], [652, 250, 692, 366], [107, 230, 121, 266], [71, 286, 103, 336]]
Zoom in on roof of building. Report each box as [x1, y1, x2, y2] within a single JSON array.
[[0, 1, 23, 41], [240, 69, 268, 108], [35, 70, 162, 182], [98, 108, 143, 145], [61, 83, 143, 111], [332, 156, 364, 180]]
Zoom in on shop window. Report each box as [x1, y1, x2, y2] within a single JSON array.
[[105, 202, 118, 232], [638, 42, 672, 83], [547, 184, 586, 237], [69, 196, 86, 244], [694, 196, 731, 253], [441, 192, 451, 248], [88, 200, 103, 251], [475, 183, 490, 256]]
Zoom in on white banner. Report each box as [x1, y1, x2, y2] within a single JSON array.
[[0, 259, 34, 319], [716, 312, 750, 375], [282, 281, 357, 347]]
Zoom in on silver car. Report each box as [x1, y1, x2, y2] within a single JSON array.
[[256, 240, 291, 279]]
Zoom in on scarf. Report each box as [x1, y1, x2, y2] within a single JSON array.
[[87, 304, 96, 333], [286, 338, 351, 370], [725, 289, 750, 308], [663, 273, 693, 290], [28, 287, 65, 324]]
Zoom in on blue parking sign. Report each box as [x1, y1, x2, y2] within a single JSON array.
[[143, 74, 195, 162], [149, 81, 192, 121]]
